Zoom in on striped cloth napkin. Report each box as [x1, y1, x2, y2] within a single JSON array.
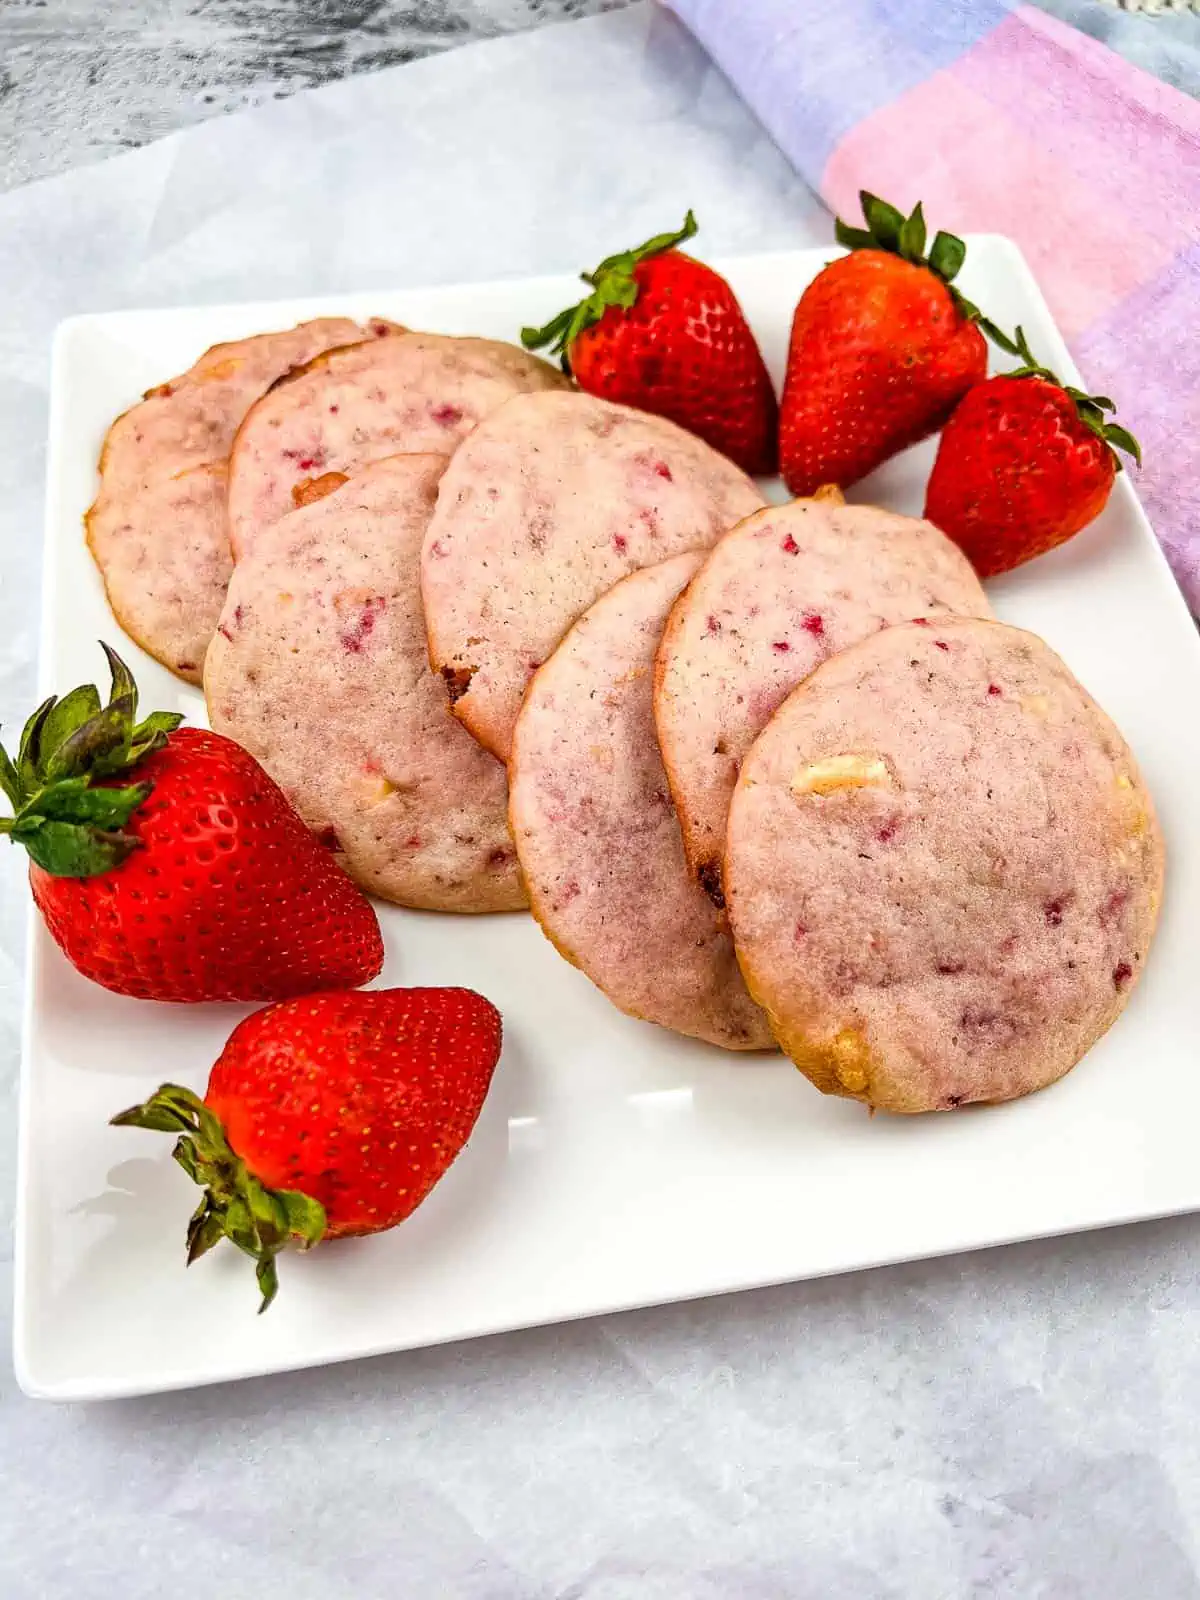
[[665, 0, 1200, 612]]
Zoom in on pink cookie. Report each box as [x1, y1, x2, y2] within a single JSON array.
[[726, 617, 1164, 1112], [655, 492, 990, 904], [423, 389, 765, 761], [86, 316, 397, 683], [509, 553, 772, 1051], [227, 333, 570, 558], [205, 455, 525, 914]]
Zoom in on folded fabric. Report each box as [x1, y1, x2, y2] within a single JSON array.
[[664, 0, 1200, 612]]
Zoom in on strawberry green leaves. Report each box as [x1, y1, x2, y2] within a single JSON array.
[[112, 1082, 327, 1313], [0, 643, 183, 877], [835, 194, 909, 257], [521, 211, 701, 368], [898, 203, 927, 265], [10, 786, 152, 876], [836, 192, 961, 285], [1092, 420, 1142, 467], [1060, 391, 1141, 468], [927, 230, 966, 284]]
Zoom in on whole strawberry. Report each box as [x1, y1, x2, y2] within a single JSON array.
[[112, 986, 503, 1308], [925, 327, 1141, 577], [521, 211, 778, 475], [1, 644, 382, 1001], [781, 192, 987, 497]]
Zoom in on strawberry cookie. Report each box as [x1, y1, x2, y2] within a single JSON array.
[[509, 553, 772, 1051], [726, 618, 1163, 1112], [86, 316, 397, 683], [227, 333, 569, 558], [655, 491, 990, 905], [422, 389, 765, 762], [206, 455, 525, 914]]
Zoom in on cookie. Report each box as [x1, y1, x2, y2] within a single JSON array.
[[509, 553, 773, 1051], [205, 455, 525, 913], [725, 617, 1164, 1111], [423, 389, 765, 761], [227, 332, 570, 558], [86, 316, 397, 683], [655, 492, 990, 904]]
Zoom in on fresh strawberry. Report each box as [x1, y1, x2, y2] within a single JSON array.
[[0, 644, 382, 1001], [780, 192, 988, 497], [521, 211, 778, 475], [924, 326, 1141, 577], [111, 986, 503, 1308]]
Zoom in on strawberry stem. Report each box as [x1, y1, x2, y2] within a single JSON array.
[[0, 644, 182, 877], [112, 1083, 327, 1313], [521, 211, 700, 370]]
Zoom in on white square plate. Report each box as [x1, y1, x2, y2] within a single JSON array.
[[16, 240, 1200, 1400]]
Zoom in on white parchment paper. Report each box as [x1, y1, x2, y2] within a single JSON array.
[[2, 6, 1199, 1596]]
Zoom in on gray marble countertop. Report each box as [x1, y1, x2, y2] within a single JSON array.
[[0, 0, 631, 190]]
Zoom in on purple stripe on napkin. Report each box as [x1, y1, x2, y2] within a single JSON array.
[[668, 0, 1016, 172]]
